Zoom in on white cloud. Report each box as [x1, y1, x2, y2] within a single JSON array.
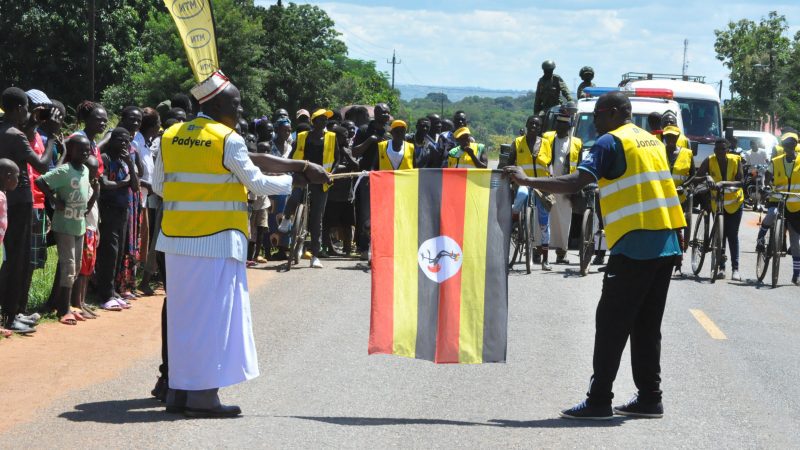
[[275, 1, 800, 96]]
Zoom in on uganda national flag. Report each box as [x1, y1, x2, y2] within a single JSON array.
[[369, 169, 512, 364]]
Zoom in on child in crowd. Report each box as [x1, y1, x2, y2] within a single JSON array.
[[72, 155, 100, 319], [35, 136, 92, 326], [0, 158, 20, 337]]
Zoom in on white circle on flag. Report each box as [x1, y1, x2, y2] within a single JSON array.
[[418, 236, 463, 283]]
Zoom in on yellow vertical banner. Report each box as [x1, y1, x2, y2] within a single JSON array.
[[163, 0, 220, 82]]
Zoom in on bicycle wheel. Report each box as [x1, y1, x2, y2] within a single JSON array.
[[579, 208, 594, 276], [524, 201, 534, 274], [755, 226, 771, 283], [710, 216, 723, 283], [288, 203, 306, 269], [771, 215, 784, 288], [690, 212, 709, 276], [683, 195, 694, 252]]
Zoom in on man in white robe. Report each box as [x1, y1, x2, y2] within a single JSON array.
[[152, 72, 330, 417]]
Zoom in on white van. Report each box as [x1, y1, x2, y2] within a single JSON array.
[[620, 74, 722, 165], [573, 93, 685, 153]]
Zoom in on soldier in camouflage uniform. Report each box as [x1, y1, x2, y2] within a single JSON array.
[[577, 66, 596, 99], [534, 60, 573, 115]]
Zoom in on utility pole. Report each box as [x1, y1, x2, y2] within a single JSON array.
[[387, 50, 401, 89], [88, 0, 96, 100], [682, 39, 689, 77]]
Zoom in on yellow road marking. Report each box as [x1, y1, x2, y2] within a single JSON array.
[[690, 309, 727, 340]]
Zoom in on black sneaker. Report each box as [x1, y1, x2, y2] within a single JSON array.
[[613, 396, 663, 418], [559, 400, 613, 420]]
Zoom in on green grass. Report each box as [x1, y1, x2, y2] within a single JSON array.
[[28, 246, 59, 312]]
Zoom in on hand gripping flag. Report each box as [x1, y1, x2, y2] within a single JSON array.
[[369, 169, 511, 363]]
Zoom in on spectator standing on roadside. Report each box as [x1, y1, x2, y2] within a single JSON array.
[[96, 128, 138, 311], [0, 87, 54, 334], [117, 107, 145, 300], [352, 103, 391, 261], [0, 158, 20, 338], [72, 155, 101, 318], [36, 135, 92, 326]]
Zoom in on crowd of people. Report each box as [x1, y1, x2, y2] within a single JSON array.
[[0, 80, 504, 338]]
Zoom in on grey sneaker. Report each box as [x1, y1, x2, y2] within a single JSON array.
[[541, 261, 553, 271], [310, 257, 323, 268], [731, 270, 741, 281], [613, 396, 663, 418]]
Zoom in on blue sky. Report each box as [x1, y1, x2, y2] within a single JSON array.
[[255, 1, 800, 97]]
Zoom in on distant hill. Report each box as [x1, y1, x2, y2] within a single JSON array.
[[397, 84, 531, 102]]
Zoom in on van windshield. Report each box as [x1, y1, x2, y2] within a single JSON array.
[[674, 98, 721, 143], [575, 113, 654, 148]]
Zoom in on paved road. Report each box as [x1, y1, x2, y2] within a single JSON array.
[[2, 210, 799, 448]]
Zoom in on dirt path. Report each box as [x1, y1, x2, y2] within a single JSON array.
[[0, 267, 275, 434]]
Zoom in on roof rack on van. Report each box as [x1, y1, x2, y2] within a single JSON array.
[[620, 72, 706, 84]]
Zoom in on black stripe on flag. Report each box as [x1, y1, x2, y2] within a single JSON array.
[[415, 169, 443, 361], [482, 171, 511, 363]]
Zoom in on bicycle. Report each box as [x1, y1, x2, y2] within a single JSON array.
[[755, 190, 800, 287], [577, 183, 599, 276], [744, 164, 768, 212], [689, 179, 727, 282], [283, 188, 310, 271], [508, 186, 537, 274]]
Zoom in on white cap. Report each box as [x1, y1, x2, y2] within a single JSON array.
[[190, 70, 230, 104]]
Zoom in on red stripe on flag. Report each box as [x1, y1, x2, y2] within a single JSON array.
[[435, 169, 468, 363], [369, 172, 395, 355]]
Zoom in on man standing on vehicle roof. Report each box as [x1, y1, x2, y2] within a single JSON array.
[[534, 60, 573, 116], [577, 66, 595, 99], [506, 91, 685, 420]]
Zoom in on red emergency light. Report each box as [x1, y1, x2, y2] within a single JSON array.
[[583, 87, 674, 100]]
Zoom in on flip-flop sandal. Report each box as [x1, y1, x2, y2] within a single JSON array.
[[1, 328, 11, 338], [101, 300, 123, 312], [59, 313, 78, 325], [120, 291, 137, 300], [70, 309, 87, 321], [80, 306, 98, 319], [114, 299, 132, 309]]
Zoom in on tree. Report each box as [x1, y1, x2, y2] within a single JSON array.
[[714, 11, 791, 127], [103, 0, 267, 115], [0, 0, 161, 112], [329, 57, 399, 110], [257, 2, 348, 113]]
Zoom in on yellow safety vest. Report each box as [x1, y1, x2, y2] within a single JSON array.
[[514, 136, 550, 177], [775, 145, 785, 157], [378, 140, 415, 170], [771, 154, 800, 212], [161, 117, 249, 238], [669, 147, 693, 203], [677, 134, 690, 149], [448, 143, 485, 168], [708, 154, 744, 214], [293, 130, 337, 191], [598, 123, 686, 249], [541, 131, 583, 175]]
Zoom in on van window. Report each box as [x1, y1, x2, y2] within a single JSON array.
[[575, 113, 658, 148], [675, 98, 721, 142]]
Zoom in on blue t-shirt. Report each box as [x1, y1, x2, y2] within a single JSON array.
[[578, 132, 681, 260]]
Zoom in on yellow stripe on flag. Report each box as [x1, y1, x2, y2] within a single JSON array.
[[392, 170, 419, 357], [458, 170, 491, 363]]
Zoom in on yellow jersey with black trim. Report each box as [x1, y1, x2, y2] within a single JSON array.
[[160, 117, 249, 238], [514, 136, 550, 176], [771, 154, 800, 212], [447, 143, 485, 168], [378, 140, 415, 170], [669, 147, 693, 203], [541, 131, 583, 175], [293, 130, 337, 191], [598, 123, 686, 249], [708, 154, 744, 214]]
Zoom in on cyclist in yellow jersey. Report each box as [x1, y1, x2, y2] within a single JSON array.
[[696, 138, 744, 281], [663, 125, 695, 275], [758, 133, 800, 284], [506, 91, 684, 420]]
